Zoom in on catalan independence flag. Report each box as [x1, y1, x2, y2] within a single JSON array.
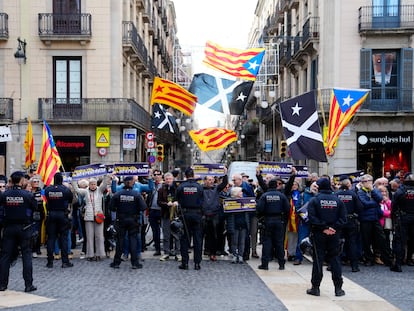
[[23, 117, 36, 168], [150, 77, 197, 116], [36, 120, 62, 186], [325, 88, 369, 156], [203, 41, 265, 81], [189, 127, 237, 152]]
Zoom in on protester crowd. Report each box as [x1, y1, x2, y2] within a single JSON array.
[[0, 164, 413, 294]]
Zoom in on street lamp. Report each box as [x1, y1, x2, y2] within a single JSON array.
[[14, 37, 27, 64]]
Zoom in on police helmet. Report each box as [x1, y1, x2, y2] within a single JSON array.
[[300, 237, 313, 256], [170, 217, 184, 240]]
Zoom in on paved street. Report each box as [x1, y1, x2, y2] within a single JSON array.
[[1, 248, 414, 311]]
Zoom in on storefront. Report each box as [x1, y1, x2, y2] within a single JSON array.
[[54, 136, 90, 172], [357, 131, 413, 179]]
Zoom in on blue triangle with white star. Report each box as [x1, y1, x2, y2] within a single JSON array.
[[242, 51, 265, 76]]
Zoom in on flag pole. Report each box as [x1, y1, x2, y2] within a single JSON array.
[[317, 76, 329, 176]]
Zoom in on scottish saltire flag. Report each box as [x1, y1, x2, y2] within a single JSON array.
[[189, 73, 253, 115], [325, 88, 369, 156], [150, 77, 197, 116], [36, 120, 62, 185], [279, 91, 327, 162], [203, 41, 265, 81], [151, 103, 177, 133], [189, 128, 237, 152]]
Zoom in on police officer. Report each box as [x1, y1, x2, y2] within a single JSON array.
[[306, 177, 347, 297], [256, 178, 290, 270], [176, 167, 204, 270], [109, 176, 147, 269], [390, 174, 414, 272], [44, 172, 74, 268], [335, 176, 363, 272], [0, 171, 37, 292]]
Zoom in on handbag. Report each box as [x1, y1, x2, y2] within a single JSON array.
[[95, 213, 105, 224]]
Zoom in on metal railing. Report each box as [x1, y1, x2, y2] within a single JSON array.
[[0, 13, 8, 39], [359, 5, 414, 31], [0, 98, 13, 121], [122, 21, 148, 65], [302, 17, 319, 45], [38, 13, 92, 36], [38, 98, 150, 130]]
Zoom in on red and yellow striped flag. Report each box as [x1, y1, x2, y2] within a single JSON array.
[[36, 121, 62, 186], [325, 88, 369, 156], [23, 117, 36, 168], [150, 77, 197, 116], [203, 41, 265, 81], [189, 128, 237, 152]]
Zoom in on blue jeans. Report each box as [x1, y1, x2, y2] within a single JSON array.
[[295, 221, 310, 261]]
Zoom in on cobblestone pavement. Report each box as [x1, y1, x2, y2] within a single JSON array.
[[1, 251, 286, 311], [1, 248, 414, 311]]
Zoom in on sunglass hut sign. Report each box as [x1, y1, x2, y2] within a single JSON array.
[[357, 132, 412, 146]]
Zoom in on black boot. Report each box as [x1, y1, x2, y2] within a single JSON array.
[[390, 264, 402, 272], [335, 286, 345, 296], [306, 286, 320, 296]]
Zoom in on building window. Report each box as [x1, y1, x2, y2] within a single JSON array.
[[360, 48, 413, 111], [53, 57, 81, 104], [372, 0, 400, 28]]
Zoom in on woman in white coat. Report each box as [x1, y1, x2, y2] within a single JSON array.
[[73, 176, 110, 261]]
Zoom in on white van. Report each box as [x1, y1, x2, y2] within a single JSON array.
[[227, 161, 259, 183]]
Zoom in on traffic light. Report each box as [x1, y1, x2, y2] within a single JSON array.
[[280, 140, 287, 158], [156, 144, 164, 162]]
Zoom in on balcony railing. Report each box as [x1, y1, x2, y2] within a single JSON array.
[[38, 98, 150, 130], [0, 13, 8, 39], [38, 13, 92, 41], [359, 5, 414, 33], [302, 17, 319, 47], [0, 98, 13, 122], [122, 21, 148, 66]]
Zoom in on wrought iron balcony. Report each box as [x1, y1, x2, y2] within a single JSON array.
[[38, 13, 92, 43], [0, 98, 13, 122], [302, 17, 319, 49], [122, 21, 148, 68], [38, 98, 150, 130], [0, 13, 8, 40], [359, 5, 414, 34]]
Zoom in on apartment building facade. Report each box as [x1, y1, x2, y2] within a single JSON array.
[[0, 0, 184, 175], [243, 0, 414, 178]]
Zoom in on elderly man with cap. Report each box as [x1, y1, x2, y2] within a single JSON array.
[[176, 167, 204, 270], [0, 171, 37, 292], [44, 172, 74, 268], [306, 177, 347, 297], [109, 176, 147, 269]]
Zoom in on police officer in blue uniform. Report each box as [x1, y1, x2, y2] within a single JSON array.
[[256, 178, 290, 270], [110, 176, 147, 269], [176, 168, 204, 270], [0, 171, 37, 292], [44, 172, 74, 268], [335, 176, 363, 272], [306, 177, 347, 297]]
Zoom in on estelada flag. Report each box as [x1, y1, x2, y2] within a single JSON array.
[[203, 41, 265, 81], [189, 128, 237, 152], [150, 77, 197, 116]]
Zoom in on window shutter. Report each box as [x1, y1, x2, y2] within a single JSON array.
[[401, 48, 413, 110], [360, 49, 372, 108]]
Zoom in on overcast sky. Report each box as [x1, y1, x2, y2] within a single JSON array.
[[172, 0, 258, 128]]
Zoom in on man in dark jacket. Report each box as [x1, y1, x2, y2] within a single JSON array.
[[256, 178, 290, 270], [306, 177, 347, 297], [176, 167, 204, 270], [202, 174, 228, 261], [0, 171, 37, 292], [357, 174, 392, 266]]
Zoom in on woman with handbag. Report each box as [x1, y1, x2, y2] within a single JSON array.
[[72, 175, 111, 261]]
